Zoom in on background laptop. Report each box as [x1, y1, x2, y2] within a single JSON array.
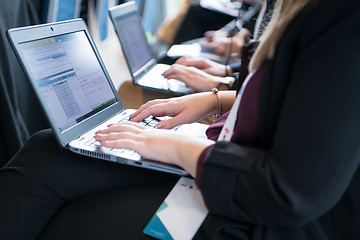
[[7, 19, 207, 175], [109, 2, 194, 96]]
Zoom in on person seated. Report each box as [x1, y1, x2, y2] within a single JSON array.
[[200, 28, 251, 58], [171, 0, 245, 45], [162, 28, 250, 92], [1, 0, 360, 240], [162, 0, 273, 93], [197, 0, 268, 58], [155, 0, 264, 62]]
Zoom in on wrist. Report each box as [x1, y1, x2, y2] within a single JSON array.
[[216, 76, 235, 90], [205, 90, 221, 116], [178, 137, 215, 178], [211, 88, 222, 120], [225, 65, 233, 76]]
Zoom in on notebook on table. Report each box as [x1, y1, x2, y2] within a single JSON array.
[[7, 19, 208, 176], [109, 2, 194, 96]]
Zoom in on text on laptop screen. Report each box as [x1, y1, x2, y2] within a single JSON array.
[[113, 12, 153, 74], [19, 31, 117, 132]]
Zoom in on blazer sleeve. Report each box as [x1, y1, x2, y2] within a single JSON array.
[[199, 2, 360, 227]]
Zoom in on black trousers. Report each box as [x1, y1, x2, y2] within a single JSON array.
[[0, 129, 207, 240]]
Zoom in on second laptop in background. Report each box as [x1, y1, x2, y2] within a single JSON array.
[[109, 1, 194, 96]]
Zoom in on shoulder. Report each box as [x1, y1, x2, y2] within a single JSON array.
[[272, 0, 360, 67], [291, 0, 360, 48]]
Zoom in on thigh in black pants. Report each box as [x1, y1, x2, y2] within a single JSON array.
[[0, 129, 192, 240]]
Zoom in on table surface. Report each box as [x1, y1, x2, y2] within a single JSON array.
[[117, 81, 175, 109]]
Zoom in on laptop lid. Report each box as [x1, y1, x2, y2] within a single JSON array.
[[7, 19, 124, 148], [109, 2, 157, 84]]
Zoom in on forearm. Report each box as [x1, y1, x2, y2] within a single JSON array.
[[201, 109, 360, 226], [218, 90, 236, 113], [176, 137, 215, 177]]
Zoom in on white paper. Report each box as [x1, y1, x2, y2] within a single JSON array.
[[167, 44, 201, 57], [156, 177, 208, 240]]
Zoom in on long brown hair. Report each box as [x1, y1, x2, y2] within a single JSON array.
[[249, 0, 311, 72]]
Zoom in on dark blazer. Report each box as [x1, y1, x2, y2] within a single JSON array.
[[199, 0, 360, 239]]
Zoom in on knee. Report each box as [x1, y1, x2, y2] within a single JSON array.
[[5, 129, 63, 168], [23, 129, 57, 152]]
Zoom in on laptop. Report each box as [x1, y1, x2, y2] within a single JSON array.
[[109, 2, 194, 96], [7, 19, 208, 176]]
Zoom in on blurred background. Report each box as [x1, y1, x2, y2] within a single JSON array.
[[44, 0, 187, 89]]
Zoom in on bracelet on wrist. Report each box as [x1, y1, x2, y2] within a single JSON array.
[[212, 88, 222, 120], [225, 64, 230, 77]]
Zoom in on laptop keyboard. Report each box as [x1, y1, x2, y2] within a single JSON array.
[[83, 115, 179, 159], [138, 65, 194, 94]]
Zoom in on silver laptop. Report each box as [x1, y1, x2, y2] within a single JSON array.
[[7, 19, 207, 175], [109, 2, 194, 96]]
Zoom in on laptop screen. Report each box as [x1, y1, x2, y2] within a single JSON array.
[[19, 31, 117, 132], [112, 11, 153, 75]]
